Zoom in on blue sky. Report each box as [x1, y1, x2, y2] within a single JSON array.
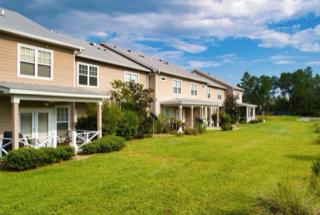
[[1, 0, 320, 84]]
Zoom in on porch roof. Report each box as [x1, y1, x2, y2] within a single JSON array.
[[236, 102, 257, 108], [160, 98, 219, 107], [0, 81, 109, 100]]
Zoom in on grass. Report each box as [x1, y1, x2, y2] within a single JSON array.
[[0, 116, 319, 214]]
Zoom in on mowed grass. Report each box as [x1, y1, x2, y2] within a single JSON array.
[[0, 117, 319, 215]]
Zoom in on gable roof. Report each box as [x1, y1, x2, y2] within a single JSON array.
[[102, 43, 208, 83], [192, 70, 244, 92], [0, 8, 150, 72], [0, 8, 83, 50]]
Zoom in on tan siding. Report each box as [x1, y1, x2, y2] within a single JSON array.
[[0, 33, 75, 87], [75, 58, 149, 94]]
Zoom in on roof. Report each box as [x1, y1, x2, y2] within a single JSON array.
[[0, 8, 150, 72], [160, 98, 220, 106], [0, 8, 83, 50], [102, 43, 208, 83], [0, 81, 109, 100], [236, 102, 257, 108], [192, 70, 244, 92]]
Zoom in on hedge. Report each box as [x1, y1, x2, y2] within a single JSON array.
[[4, 146, 74, 171], [81, 135, 126, 154]]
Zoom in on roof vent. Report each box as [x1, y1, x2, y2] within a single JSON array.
[[139, 54, 144, 58], [164, 61, 169, 65], [104, 49, 107, 52], [89, 42, 94, 46], [127, 49, 131, 53], [0, 9, 5, 16]]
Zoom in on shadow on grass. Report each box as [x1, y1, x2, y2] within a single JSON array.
[[286, 154, 319, 161]]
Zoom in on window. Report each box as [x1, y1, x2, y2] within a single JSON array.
[[57, 107, 69, 137], [191, 83, 197, 96], [78, 63, 98, 87], [236, 92, 240, 101], [160, 76, 167, 81], [18, 44, 53, 79], [124, 72, 139, 83], [217, 90, 222, 100], [207, 88, 211, 98], [164, 107, 175, 117], [173, 79, 182, 94]]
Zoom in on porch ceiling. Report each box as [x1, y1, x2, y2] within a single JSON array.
[[236, 102, 257, 108], [160, 98, 219, 107], [0, 81, 109, 101]]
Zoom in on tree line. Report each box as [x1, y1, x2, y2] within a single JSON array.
[[238, 67, 320, 116]]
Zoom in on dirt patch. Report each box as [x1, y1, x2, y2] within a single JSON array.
[[73, 154, 92, 161]]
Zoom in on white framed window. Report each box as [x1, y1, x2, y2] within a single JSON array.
[[173, 79, 182, 94], [17, 43, 53, 79], [56, 106, 69, 137], [217, 90, 223, 100], [236, 92, 240, 100], [190, 83, 197, 96], [77, 63, 99, 87], [160, 76, 167, 81], [124, 72, 139, 83], [207, 88, 211, 98], [164, 107, 175, 117]]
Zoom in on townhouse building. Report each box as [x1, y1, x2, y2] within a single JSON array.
[[0, 8, 255, 156]]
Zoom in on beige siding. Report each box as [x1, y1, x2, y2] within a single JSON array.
[[75, 58, 149, 94], [0, 97, 12, 137], [0, 32, 75, 87]]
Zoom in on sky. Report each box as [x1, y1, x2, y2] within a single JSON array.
[[1, 0, 320, 84]]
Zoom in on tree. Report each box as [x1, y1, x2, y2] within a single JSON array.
[[223, 94, 239, 124], [111, 80, 154, 117]]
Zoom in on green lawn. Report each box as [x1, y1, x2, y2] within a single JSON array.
[[0, 117, 319, 215]]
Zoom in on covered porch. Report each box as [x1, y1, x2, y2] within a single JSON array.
[[160, 98, 221, 129], [237, 102, 257, 123], [0, 82, 108, 157]]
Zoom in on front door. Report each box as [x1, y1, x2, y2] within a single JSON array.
[[20, 109, 54, 147]]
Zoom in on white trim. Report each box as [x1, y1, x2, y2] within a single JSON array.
[[0, 28, 84, 50], [124, 71, 140, 83], [55, 105, 70, 132], [17, 43, 54, 81], [190, 82, 198, 96], [172, 79, 182, 95], [77, 62, 99, 88]]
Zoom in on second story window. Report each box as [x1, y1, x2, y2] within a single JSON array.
[[217, 90, 222, 100], [18, 44, 53, 79], [124, 72, 139, 83], [173, 79, 182, 94], [207, 88, 211, 98], [236, 92, 240, 101], [191, 83, 197, 96], [78, 63, 98, 87]]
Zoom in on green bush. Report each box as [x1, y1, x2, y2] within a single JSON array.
[[312, 160, 320, 176], [255, 182, 320, 215], [138, 115, 155, 138], [250, 119, 264, 124], [76, 115, 97, 131], [102, 103, 124, 135], [196, 122, 206, 134], [220, 113, 232, 126], [221, 123, 233, 131], [82, 135, 126, 154], [116, 111, 140, 140], [4, 146, 75, 171], [184, 128, 199, 135]]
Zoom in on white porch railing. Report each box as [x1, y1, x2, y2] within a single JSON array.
[[0, 138, 12, 158], [72, 130, 99, 153], [19, 136, 56, 149]]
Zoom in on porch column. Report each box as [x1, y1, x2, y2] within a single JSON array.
[[70, 102, 77, 130], [11, 97, 20, 150], [204, 106, 208, 122], [97, 101, 103, 138], [209, 106, 213, 127], [190, 106, 194, 128], [179, 105, 183, 121], [216, 107, 220, 127], [246, 106, 249, 123], [200, 106, 204, 119], [253, 107, 256, 120]]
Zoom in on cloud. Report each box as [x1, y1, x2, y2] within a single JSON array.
[[270, 54, 294, 65], [170, 39, 207, 53], [306, 60, 320, 65], [188, 60, 221, 68]]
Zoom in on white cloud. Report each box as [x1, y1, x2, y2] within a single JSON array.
[[170, 39, 207, 53], [188, 60, 220, 68], [306, 61, 320, 65]]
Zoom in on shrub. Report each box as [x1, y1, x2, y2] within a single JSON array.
[[221, 123, 233, 131], [220, 113, 232, 126], [137, 115, 155, 138], [250, 119, 264, 124], [76, 115, 97, 131], [196, 122, 206, 134], [102, 102, 123, 135], [82, 135, 126, 154], [184, 128, 199, 135], [312, 160, 320, 176], [255, 182, 320, 215], [4, 146, 75, 171], [116, 111, 140, 140]]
